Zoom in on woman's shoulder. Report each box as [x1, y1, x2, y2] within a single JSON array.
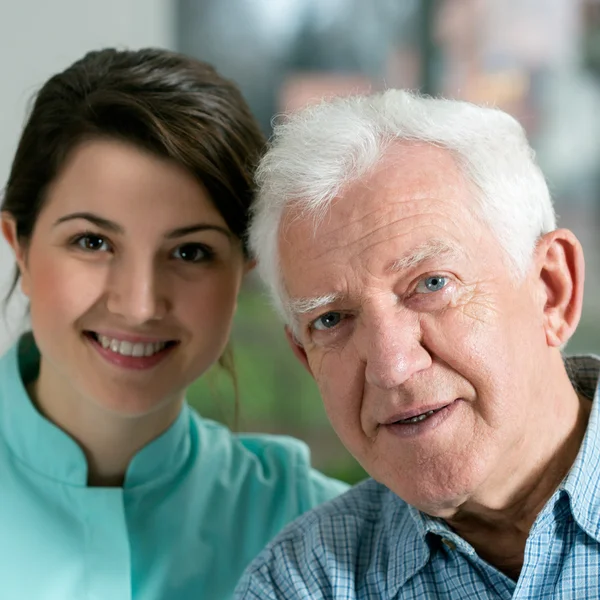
[[188, 408, 320, 476], [187, 408, 349, 510]]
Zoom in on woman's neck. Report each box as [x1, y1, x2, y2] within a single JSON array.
[[28, 362, 183, 487]]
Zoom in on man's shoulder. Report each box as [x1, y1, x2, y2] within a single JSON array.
[[234, 479, 416, 599], [275, 476, 411, 543], [287, 477, 398, 528]]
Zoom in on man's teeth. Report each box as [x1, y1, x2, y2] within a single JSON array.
[[398, 409, 438, 424], [97, 335, 167, 357]]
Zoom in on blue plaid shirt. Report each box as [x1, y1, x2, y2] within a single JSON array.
[[235, 355, 600, 599]]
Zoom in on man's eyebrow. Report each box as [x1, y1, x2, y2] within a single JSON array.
[[286, 240, 459, 319], [53, 213, 232, 240], [387, 239, 459, 273], [287, 293, 342, 317]]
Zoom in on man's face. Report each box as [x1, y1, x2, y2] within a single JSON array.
[[279, 143, 555, 515]]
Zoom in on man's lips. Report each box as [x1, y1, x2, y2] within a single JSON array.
[[381, 400, 457, 425]]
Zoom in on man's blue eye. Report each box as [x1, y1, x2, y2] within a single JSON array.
[[313, 312, 342, 331], [416, 275, 448, 293]]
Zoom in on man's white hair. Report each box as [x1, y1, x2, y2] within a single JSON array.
[[249, 89, 557, 323]]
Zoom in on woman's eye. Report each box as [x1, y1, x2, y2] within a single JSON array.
[[172, 243, 213, 263], [415, 275, 448, 294], [312, 311, 343, 331], [75, 234, 110, 252]]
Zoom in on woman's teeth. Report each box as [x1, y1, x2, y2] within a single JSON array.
[[96, 335, 167, 357]]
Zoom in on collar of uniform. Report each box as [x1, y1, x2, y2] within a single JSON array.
[[560, 354, 600, 543], [0, 333, 191, 488], [124, 403, 190, 489]]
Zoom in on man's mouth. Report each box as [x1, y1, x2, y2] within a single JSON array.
[[394, 406, 447, 425], [383, 400, 458, 426], [381, 400, 461, 438], [85, 332, 178, 357]]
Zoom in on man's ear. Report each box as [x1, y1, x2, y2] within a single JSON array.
[[1, 213, 30, 296], [535, 228, 584, 347], [284, 325, 313, 376]]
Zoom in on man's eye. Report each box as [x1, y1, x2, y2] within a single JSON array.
[[312, 312, 343, 331], [172, 243, 214, 263], [415, 275, 448, 294], [74, 234, 110, 252]]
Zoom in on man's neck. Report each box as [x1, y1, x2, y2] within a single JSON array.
[[445, 387, 592, 580], [29, 362, 183, 487]]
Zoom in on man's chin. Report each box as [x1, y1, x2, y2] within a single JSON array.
[[385, 472, 476, 517]]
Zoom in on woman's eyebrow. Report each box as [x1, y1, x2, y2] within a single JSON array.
[[165, 224, 232, 240], [52, 213, 232, 240], [53, 212, 122, 233]]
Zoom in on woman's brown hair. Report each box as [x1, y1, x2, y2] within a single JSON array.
[[2, 47, 265, 291]]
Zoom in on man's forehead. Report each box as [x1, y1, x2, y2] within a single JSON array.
[[279, 142, 472, 238], [277, 141, 481, 300]]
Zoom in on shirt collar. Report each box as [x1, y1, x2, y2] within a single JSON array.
[[407, 500, 475, 554], [380, 490, 431, 596], [560, 354, 600, 542], [0, 333, 191, 488]]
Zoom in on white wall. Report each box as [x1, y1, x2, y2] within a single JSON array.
[[0, 0, 174, 350]]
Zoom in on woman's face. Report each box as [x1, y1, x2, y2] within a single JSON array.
[[3, 138, 249, 417]]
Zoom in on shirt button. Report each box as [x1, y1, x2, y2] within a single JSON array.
[[441, 538, 456, 550]]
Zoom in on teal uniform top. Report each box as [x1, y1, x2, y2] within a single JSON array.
[[0, 335, 349, 599]]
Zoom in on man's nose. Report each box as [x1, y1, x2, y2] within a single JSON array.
[[357, 310, 431, 389], [106, 257, 168, 325]]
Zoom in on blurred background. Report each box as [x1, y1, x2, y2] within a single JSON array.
[[1, 0, 600, 483]]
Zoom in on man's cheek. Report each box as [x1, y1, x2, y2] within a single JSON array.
[[455, 288, 501, 327], [307, 351, 327, 382]]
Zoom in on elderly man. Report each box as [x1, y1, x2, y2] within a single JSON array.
[[235, 90, 598, 599]]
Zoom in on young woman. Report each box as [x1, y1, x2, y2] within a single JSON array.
[[0, 48, 347, 600]]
